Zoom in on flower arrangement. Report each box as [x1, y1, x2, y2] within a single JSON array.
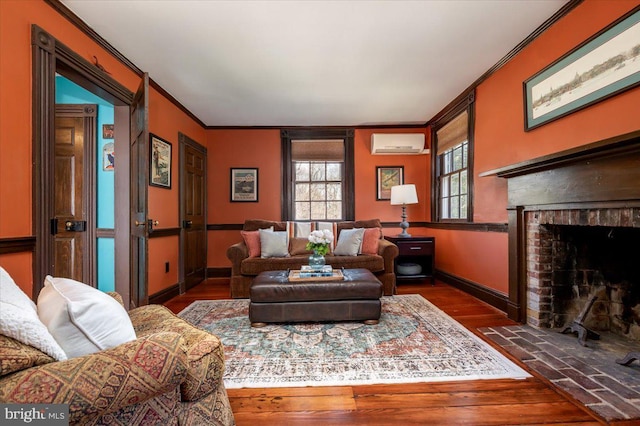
[[305, 229, 333, 256]]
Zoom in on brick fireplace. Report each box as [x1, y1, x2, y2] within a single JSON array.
[[484, 130, 640, 338], [525, 208, 640, 341]]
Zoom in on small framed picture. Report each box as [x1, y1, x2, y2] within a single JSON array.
[[102, 142, 114, 171], [102, 124, 114, 139], [376, 166, 404, 200], [150, 134, 172, 188], [230, 168, 258, 202]]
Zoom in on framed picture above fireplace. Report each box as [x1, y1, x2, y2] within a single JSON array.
[[524, 7, 640, 131]]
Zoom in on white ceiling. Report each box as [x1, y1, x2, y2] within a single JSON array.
[[61, 0, 569, 127]]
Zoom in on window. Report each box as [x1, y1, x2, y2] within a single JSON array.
[[293, 141, 343, 220], [439, 140, 468, 219], [281, 130, 354, 221], [433, 96, 474, 222]]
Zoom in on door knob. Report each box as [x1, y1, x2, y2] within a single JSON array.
[[134, 220, 145, 227], [64, 220, 87, 231]]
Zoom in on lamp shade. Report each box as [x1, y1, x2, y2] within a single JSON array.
[[390, 184, 418, 205]]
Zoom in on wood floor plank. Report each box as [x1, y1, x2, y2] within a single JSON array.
[[228, 386, 354, 398], [231, 403, 599, 426], [230, 394, 357, 412], [354, 387, 567, 409], [353, 378, 550, 395], [164, 278, 604, 425]]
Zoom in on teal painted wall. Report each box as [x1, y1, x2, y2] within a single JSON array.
[[55, 76, 115, 292]]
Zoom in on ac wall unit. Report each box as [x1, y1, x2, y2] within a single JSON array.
[[371, 133, 428, 155]]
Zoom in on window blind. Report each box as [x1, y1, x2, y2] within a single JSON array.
[[436, 110, 468, 155], [291, 139, 344, 162]]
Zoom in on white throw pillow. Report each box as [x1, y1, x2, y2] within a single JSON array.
[[0, 267, 67, 361], [37, 276, 137, 358], [259, 229, 289, 258], [333, 228, 365, 256]]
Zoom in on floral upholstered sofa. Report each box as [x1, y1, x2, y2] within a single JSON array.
[[0, 268, 235, 426], [227, 219, 399, 298]]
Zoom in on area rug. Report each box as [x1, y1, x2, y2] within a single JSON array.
[[179, 294, 530, 389]]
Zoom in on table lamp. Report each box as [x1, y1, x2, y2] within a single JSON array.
[[390, 184, 418, 237]]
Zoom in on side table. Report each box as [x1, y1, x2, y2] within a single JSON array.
[[384, 235, 435, 285]]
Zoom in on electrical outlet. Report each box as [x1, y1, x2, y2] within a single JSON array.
[[165, 262, 170, 273]]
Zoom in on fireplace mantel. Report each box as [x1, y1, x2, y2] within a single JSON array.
[[481, 130, 640, 179], [485, 130, 640, 322]]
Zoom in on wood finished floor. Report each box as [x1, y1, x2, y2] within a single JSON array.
[[164, 279, 630, 425]]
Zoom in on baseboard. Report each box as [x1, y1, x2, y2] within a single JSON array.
[[434, 269, 509, 313], [208, 267, 231, 278], [149, 283, 181, 305]]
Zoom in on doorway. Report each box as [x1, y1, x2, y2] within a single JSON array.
[[32, 25, 147, 308], [179, 132, 207, 291]]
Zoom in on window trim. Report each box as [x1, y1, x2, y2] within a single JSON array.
[[431, 92, 475, 222], [281, 129, 355, 221]]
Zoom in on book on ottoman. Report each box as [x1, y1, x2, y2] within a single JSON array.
[[299, 265, 332, 277]]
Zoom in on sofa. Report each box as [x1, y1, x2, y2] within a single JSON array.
[[227, 219, 399, 298], [0, 291, 235, 426]]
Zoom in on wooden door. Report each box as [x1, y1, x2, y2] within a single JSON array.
[[179, 133, 207, 291], [53, 105, 96, 283], [130, 74, 149, 307]]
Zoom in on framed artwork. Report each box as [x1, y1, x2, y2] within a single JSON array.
[[102, 142, 114, 171], [230, 168, 258, 202], [102, 124, 114, 139], [376, 166, 403, 200], [150, 134, 172, 188], [524, 7, 640, 131]]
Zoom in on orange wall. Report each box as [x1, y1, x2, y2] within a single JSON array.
[[436, 0, 640, 295], [0, 0, 140, 247], [354, 129, 430, 223], [147, 88, 208, 292], [0, 0, 137, 296], [475, 0, 640, 224], [206, 129, 282, 267], [0, 0, 206, 297], [205, 128, 430, 268], [427, 228, 509, 294]]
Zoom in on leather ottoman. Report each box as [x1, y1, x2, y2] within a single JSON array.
[[249, 268, 384, 327]]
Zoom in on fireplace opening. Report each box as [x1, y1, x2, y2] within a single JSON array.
[[546, 224, 640, 341]]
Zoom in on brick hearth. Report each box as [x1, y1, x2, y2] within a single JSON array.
[[482, 325, 640, 422]]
